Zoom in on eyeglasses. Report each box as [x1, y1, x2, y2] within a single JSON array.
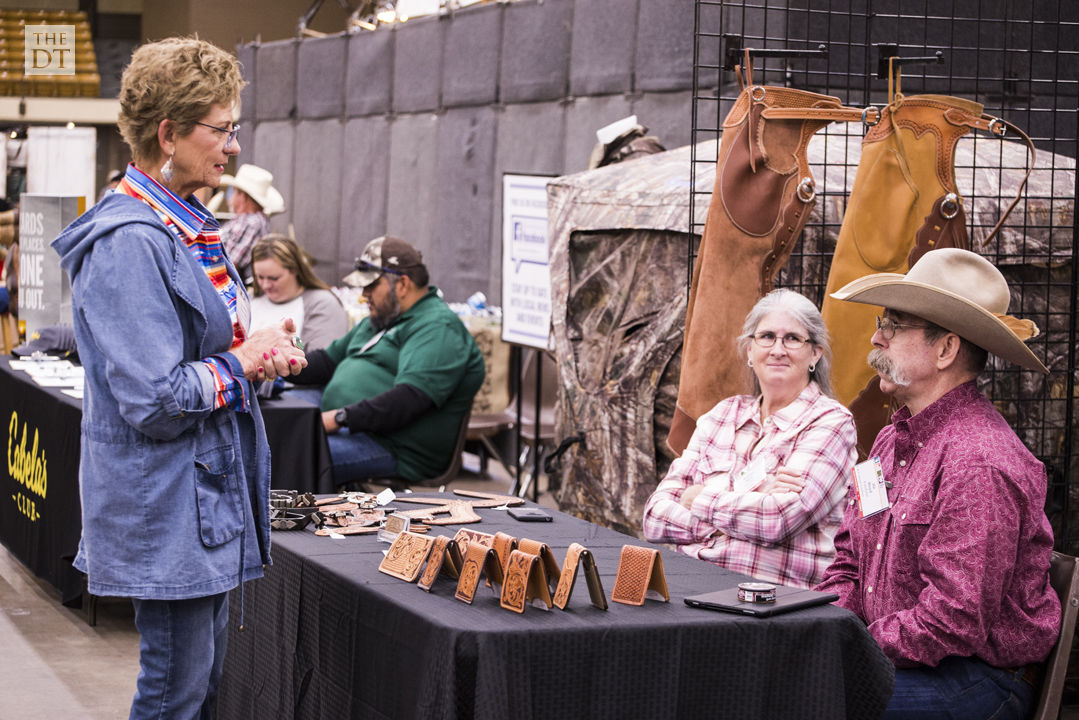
[[751, 331, 810, 350], [195, 120, 241, 150], [875, 316, 930, 340]]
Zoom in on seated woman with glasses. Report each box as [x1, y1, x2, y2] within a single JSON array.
[[643, 289, 856, 589], [249, 234, 349, 352]]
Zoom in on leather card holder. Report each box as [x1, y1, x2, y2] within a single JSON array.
[[378, 531, 436, 583], [500, 549, 553, 613], [417, 534, 463, 591], [455, 542, 504, 604], [553, 542, 608, 610], [610, 545, 670, 606], [452, 527, 494, 559], [518, 537, 561, 595]]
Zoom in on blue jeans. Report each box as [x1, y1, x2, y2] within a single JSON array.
[[327, 428, 398, 485], [885, 656, 1035, 720], [129, 593, 229, 720]]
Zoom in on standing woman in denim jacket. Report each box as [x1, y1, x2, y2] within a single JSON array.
[[52, 38, 306, 719]]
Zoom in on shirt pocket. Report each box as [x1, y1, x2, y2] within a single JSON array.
[[193, 445, 244, 547]]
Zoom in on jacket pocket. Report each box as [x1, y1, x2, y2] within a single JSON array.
[[193, 445, 243, 547]]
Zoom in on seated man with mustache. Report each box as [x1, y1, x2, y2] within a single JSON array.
[[816, 248, 1059, 720]]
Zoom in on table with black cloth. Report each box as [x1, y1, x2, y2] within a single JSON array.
[[218, 494, 895, 720], [0, 357, 333, 604]]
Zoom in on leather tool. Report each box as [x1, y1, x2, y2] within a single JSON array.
[[500, 549, 553, 613], [455, 542, 505, 604], [378, 531, 436, 582], [417, 535, 464, 591], [668, 49, 871, 454], [553, 543, 608, 610], [611, 545, 670, 606], [518, 537, 562, 596]]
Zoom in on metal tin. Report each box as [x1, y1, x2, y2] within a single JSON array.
[[737, 581, 777, 603]]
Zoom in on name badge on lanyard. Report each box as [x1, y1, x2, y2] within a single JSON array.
[[852, 456, 890, 517]]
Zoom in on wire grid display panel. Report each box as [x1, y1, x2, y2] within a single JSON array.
[[689, 0, 1078, 552]]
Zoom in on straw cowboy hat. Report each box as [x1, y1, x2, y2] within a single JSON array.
[[830, 247, 1048, 374], [219, 164, 285, 215]]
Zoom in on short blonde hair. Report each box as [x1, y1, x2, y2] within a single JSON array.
[[118, 37, 244, 165]]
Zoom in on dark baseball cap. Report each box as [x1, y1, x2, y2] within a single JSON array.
[[13, 323, 78, 357], [342, 236, 424, 288]]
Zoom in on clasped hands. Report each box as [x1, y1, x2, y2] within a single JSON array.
[[232, 318, 308, 381], [678, 466, 806, 509]]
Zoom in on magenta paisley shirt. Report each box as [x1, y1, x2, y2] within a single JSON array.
[[816, 381, 1060, 669]]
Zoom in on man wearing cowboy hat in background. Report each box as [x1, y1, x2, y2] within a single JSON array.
[[815, 248, 1059, 719], [218, 163, 285, 283]]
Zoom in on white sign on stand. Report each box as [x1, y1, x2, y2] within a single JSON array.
[[18, 195, 82, 340], [501, 173, 554, 349]]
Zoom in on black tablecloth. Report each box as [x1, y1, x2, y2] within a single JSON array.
[[219, 494, 894, 720], [0, 359, 333, 603]]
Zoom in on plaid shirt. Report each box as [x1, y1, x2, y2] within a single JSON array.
[[643, 382, 856, 588], [117, 165, 250, 411]]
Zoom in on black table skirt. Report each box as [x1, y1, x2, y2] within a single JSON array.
[[219, 494, 894, 720]]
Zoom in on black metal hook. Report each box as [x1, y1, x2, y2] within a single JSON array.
[[875, 44, 945, 79], [722, 34, 829, 72]]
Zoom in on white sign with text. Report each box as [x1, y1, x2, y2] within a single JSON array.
[[501, 174, 553, 349]]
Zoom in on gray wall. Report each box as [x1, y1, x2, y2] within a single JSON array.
[[238, 0, 696, 304]]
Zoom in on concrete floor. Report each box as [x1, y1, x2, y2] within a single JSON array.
[[0, 456, 537, 719]]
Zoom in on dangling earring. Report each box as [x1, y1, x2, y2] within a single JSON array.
[[160, 154, 174, 183], [808, 363, 816, 373], [747, 358, 754, 368]]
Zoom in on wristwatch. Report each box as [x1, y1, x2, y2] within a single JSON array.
[[334, 409, 349, 428]]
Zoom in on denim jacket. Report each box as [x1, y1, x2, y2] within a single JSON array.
[[52, 193, 271, 599]]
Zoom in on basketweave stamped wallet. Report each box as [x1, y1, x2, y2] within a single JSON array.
[[610, 545, 670, 606], [517, 537, 562, 596], [553, 543, 608, 610], [454, 542, 505, 604], [378, 531, 436, 582], [500, 549, 553, 613], [417, 535, 464, 592]]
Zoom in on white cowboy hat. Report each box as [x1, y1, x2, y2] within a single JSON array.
[[830, 247, 1048, 374], [219, 164, 285, 215]]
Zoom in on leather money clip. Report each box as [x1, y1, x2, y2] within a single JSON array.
[[610, 545, 670, 606], [518, 537, 561, 596], [417, 534, 464, 591], [500, 549, 553, 613], [553, 542, 608, 610], [455, 542, 505, 604]]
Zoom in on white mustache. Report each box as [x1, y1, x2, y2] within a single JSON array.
[[868, 348, 911, 388]]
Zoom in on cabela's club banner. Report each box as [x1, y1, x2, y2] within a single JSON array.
[[1, 360, 83, 603]]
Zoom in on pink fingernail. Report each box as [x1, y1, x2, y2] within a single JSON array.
[[263, 352, 269, 360], [272, 348, 278, 356], [290, 359, 297, 365], [257, 366, 264, 374]]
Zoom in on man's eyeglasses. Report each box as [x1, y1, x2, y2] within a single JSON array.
[[195, 121, 241, 150], [751, 331, 810, 350], [875, 315, 930, 340]]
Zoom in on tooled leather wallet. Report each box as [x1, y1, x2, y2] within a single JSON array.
[[454, 541, 505, 604], [417, 534, 464, 592], [500, 548, 553, 613], [378, 531, 436, 582], [610, 544, 670, 606], [553, 542, 608, 610]]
